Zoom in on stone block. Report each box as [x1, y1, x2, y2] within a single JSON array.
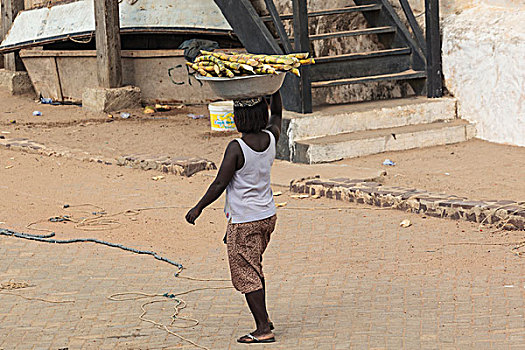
[[0, 69, 34, 95], [289, 177, 525, 231], [82, 86, 141, 113]]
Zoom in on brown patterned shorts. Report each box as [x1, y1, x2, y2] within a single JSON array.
[[226, 215, 277, 294]]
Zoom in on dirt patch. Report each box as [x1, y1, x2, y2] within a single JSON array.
[[338, 139, 525, 203], [6, 97, 233, 164], [2, 92, 524, 204]]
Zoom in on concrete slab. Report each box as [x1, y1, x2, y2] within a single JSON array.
[[294, 120, 475, 163], [271, 160, 385, 187], [278, 97, 458, 161], [0, 69, 35, 95], [82, 86, 141, 113]]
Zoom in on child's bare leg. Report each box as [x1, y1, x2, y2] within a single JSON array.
[[261, 277, 273, 328], [244, 288, 273, 338]]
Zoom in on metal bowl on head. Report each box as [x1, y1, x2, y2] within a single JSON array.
[[196, 73, 286, 100]]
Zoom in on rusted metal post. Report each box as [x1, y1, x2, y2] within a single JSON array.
[[425, 0, 443, 97], [94, 0, 122, 88], [1, 0, 25, 71]]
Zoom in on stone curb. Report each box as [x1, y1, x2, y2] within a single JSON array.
[[0, 137, 216, 177], [290, 177, 525, 230], [116, 155, 216, 177]]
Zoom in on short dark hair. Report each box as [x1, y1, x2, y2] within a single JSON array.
[[234, 99, 269, 133]]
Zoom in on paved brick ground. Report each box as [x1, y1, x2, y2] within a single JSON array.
[[1, 207, 524, 349]]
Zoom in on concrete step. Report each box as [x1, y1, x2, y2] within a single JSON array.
[[282, 97, 457, 142], [293, 120, 476, 163]]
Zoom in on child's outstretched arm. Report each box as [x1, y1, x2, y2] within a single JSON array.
[[267, 91, 283, 142], [185, 141, 241, 225]]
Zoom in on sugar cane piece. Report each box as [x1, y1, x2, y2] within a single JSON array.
[[291, 68, 301, 77], [200, 65, 215, 72], [186, 62, 215, 73], [255, 65, 277, 75], [270, 64, 293, 71], [194, 55, 212, 63], [196, 55, 226, 71], [288, 52, 309, 59], [262, 55, 294, 65], [237, 55, 260, 67], [213, 64, 221, 75], [223, 67, 235, 78], [222, 60, 254, 74], [197, 68, 213, 77], [299, 58, 315, 65], [197, 61, 214, 67], [200, 50, 216, 56]]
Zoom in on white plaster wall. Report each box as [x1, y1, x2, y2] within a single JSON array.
[[442, 4, 525, 146]]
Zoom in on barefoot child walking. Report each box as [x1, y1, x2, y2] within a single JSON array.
[[185, 91, 282, 344]]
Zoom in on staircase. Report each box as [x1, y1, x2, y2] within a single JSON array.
[[213, 1, 475, 163], [213, 0, 437, 111]]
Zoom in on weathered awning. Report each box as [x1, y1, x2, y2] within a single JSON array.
[[0, 0, 233, 52]]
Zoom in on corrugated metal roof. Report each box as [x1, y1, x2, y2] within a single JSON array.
[[0, 0, 233, 52]]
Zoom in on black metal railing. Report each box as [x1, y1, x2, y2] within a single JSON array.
[[264, 0, 443, 103]]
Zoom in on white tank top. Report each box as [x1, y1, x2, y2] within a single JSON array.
[[225, 130, 276, 224]]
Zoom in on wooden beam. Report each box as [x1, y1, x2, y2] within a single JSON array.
[[1, 0, 25, 71], [292, 0, 312, 113], [94, 0, 122, 88], [425, 0, 443, 97]]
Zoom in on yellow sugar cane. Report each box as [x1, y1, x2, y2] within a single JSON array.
[[197, 68, 213, 77], [197, 61, 214, 66], [291, 68, 301, 77], [196, 55, 225, 70], [255, 65, 277, 75], [200, 50, 232, 62], [299, 58, 315, 65], [236, 54, 260, 66], [186, 62, 215, 73], [195, 55, 212, 63], [288, 52, 309, 59], [222, 60, 255, 74], [223, 67, 235, 78], [213, 64, 221, 75], [200, 66, 215, 72], [199, 50, 216, 56], [269, 64, 293, 71]]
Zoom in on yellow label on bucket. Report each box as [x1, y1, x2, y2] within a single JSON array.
[[210, 112, 236, 131]]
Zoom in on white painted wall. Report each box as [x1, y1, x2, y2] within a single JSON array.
[[442, 4, 525, 146]]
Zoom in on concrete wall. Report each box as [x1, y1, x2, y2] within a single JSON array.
[[441, 3, 525, 146], [20, 50, 224, 104]]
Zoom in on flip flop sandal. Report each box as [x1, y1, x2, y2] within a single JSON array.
[[237, 334, 276, 344]]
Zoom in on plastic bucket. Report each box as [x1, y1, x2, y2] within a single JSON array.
[[209, 101, 236, 131]]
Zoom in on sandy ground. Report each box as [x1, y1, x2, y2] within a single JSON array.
[[340, 139, 525, 202], [1, 91, 524, 349], [3, 144, 524, 349], [0, 147, 414, 260], [1, 145, 516, 265], [1, 90, 524, 203]]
